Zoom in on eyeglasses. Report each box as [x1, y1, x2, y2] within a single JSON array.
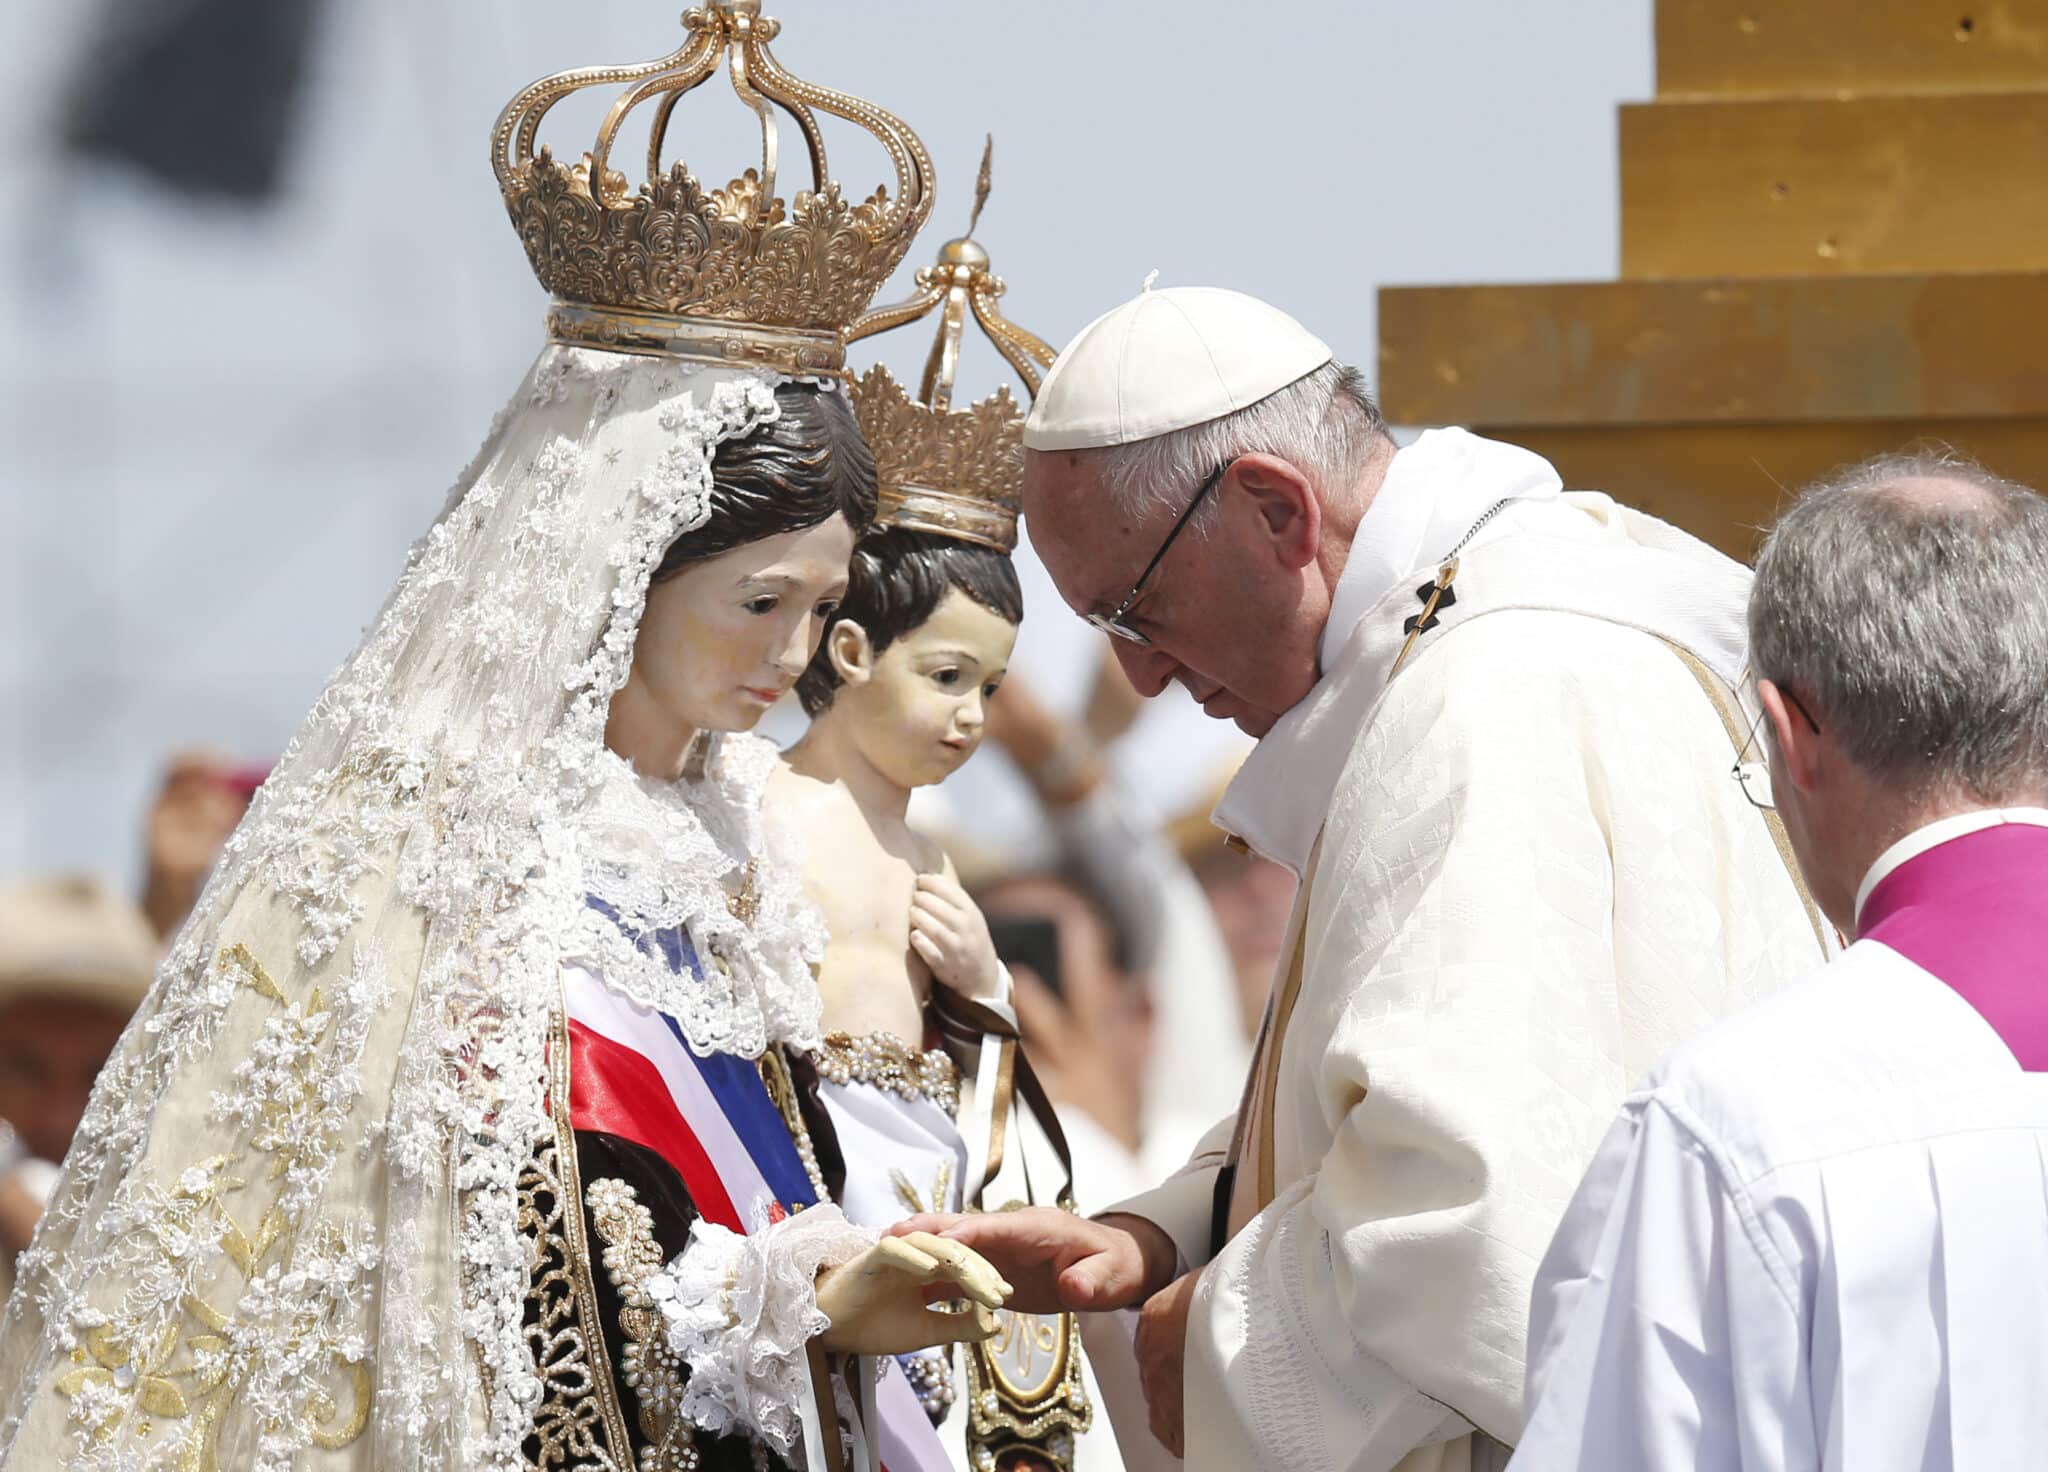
[[1084, 460, 1231, 646], [1731, 681, 1820, 810]]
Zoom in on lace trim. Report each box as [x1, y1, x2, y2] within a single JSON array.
[[813, 1033, 961, 1118], [567, 735, 827, 1063], [652, 1206, 872, 1462]]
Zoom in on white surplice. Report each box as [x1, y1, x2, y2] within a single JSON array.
[[1513, 939, 2048, 1471], [1107, 431, 1829, 1472]]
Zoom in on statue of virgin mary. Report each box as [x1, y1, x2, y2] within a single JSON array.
[[0, 8, 1003, 1471]]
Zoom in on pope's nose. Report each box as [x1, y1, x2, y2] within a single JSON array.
[[1110, 637, 1179, 699]]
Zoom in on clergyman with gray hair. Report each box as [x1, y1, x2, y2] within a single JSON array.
[[1514, 452, 2048, 1471], [886, 285, 1827, 1472]]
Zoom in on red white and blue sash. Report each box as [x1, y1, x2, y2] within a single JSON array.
[[561, 939, 952, 1472]]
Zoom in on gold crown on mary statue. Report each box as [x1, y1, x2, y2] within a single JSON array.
[[493, 0, 934, 375], [845, 139, 1055, 553]]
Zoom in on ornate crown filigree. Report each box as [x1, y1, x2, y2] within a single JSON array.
[[847, 141, 1054, 552], [852, 366, 1025, 552], [493, 1, 934, 373]]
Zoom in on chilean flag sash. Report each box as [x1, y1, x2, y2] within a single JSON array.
[[561, 920, 952, 1472]]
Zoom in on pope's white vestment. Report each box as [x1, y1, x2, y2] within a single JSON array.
[[1513, 941, 2048, 1470], [1107, 430, 1828, 1472]]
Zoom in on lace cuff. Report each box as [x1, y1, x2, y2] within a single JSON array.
[[651, 1204, 874, 1462]]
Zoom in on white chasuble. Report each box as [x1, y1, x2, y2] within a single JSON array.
[[1513, 942, 2048, 1471], [1108, 431, 1827, 1472]]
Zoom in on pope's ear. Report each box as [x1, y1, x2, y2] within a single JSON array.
[[829, 620, 875, 685], [1227, 453, 1320, 571]]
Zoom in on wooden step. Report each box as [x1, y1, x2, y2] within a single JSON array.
[[1620, 91, 2048, 277], [1659, 0, 2048, 99], [1377, 273, 2048, 429], [1504, 418, 2048, 559]]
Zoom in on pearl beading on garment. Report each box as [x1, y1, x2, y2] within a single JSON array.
[[813, 1031, 961, 1118]]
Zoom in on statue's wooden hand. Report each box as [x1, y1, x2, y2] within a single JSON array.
[[909, 872, 1003, 1000], [815, 1231, 1011, 1356]]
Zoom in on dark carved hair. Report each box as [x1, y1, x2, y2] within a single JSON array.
[[795, 527, 1024, 715], [652, 382, 878, 582]]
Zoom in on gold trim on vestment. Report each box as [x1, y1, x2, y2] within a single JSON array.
[[1225, 643, 1836, 1238], [1246, 834, 1319, 1227]]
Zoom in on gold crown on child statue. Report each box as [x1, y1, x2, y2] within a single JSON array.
[[845, 139, 1055, 552], [493, 1, 935, 374]]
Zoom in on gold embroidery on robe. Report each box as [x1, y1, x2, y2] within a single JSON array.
[[520, 1006, 634, 1469], [587, 1176, 701, 1470], [54, 943, 375, 1469]]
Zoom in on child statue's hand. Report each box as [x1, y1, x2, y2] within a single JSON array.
[[909, 872, 1003, 1000]]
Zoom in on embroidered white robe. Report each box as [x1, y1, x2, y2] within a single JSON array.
[[1107, 431, 1827, 1472]]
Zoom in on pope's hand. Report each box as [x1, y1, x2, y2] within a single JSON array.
[[814, 1231, 1010, 1356], [908, 872, 1003, 1001], [887, 1208, 1177, 1316], [1135, 1267, 1200, 1456]]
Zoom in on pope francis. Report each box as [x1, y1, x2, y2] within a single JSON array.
[[891, 285, 1829, 1471]]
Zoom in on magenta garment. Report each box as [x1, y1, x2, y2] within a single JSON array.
[[1859, 821, 2048, 1071]]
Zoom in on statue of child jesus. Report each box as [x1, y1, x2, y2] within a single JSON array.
[[766, 201, 1096, 1465], [766, 522, 1023, 1427], [772, 525, 1020, 1039]]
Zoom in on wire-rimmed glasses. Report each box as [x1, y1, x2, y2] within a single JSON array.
[[1084, 460, 1232, 646], [1731, 678, 1820, 810]]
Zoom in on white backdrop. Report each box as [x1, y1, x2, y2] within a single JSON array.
[[0, 1, 1652, 883]]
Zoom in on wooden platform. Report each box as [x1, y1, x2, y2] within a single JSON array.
[[1378, 1, 2048, 554], [1507, 419, 2048, 560], [1657, 0, 2048, 98], [1380, 272, 2048, 428], [1621, 92, 2048, 278]]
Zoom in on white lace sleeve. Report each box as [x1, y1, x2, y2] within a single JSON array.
[[650, 1203, 874, 1461]]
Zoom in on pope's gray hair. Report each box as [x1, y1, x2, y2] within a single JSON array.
[[1081, 360, 1390, 531], [1749, 449, 2048, 801]]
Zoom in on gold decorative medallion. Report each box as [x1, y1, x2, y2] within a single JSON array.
[[963, 1297, 1092, 1472], [961, 1201, 1091, 1472]]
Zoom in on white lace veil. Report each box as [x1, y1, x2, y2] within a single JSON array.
[[0, 344, 836, 1471]]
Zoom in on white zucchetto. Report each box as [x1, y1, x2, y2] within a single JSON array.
[[1022, 284, 1334, 451]]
